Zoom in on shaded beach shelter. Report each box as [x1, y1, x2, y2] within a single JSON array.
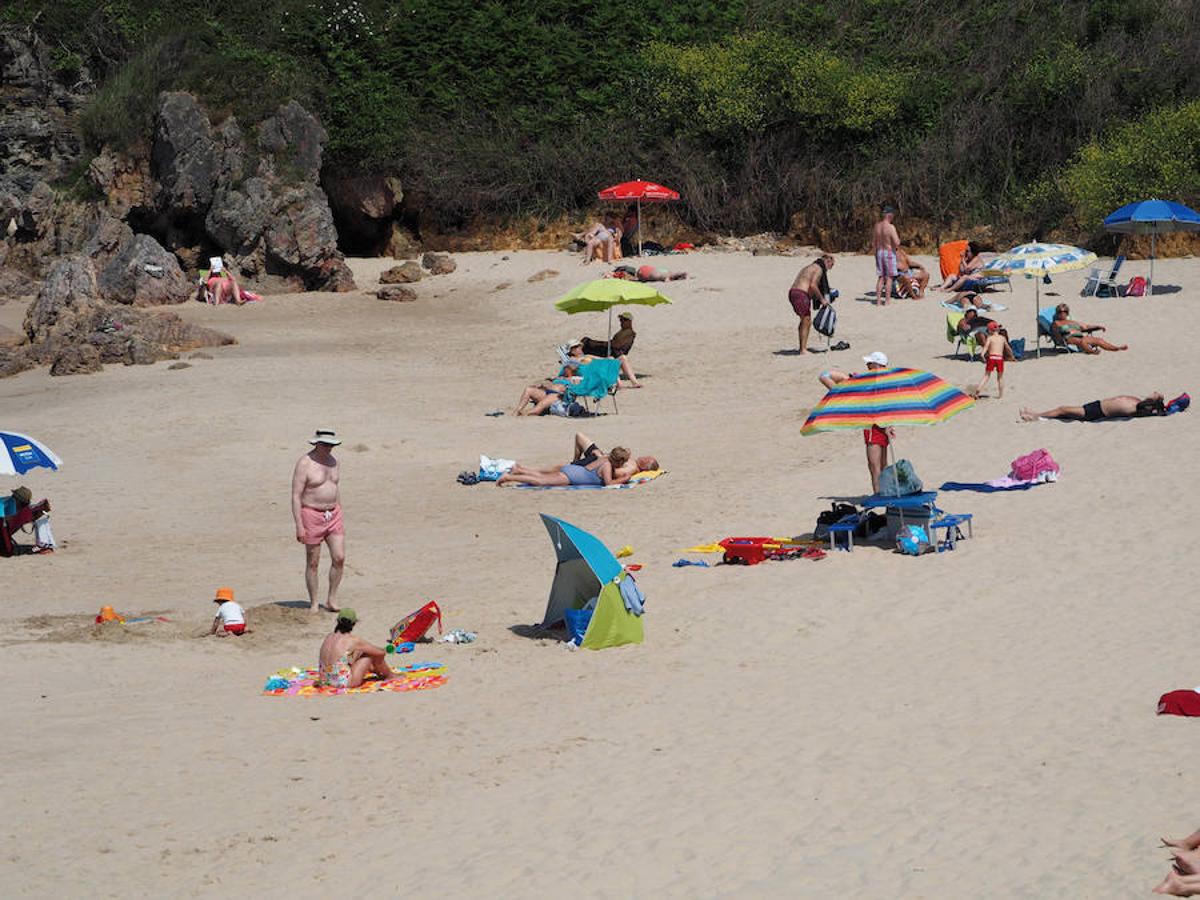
[[539, 513, 643, 650], [1103, 199, 1200, 291], [980, 243, 1096, 358], [597, 180, 680, 256], [554, 279, 672, 355], [1, 431, 61, 476], [801, 367, 974, 495]]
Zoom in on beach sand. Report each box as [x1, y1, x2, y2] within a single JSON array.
[[1, 249, 1198, 897]]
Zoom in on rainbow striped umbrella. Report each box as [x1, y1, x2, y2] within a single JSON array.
[[800, 367, 974, 435]]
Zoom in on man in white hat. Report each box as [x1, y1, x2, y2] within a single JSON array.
[[291, 429, 346, 612]]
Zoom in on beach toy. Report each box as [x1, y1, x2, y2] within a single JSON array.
[[616, 545, 634, 558], [388, 600, 442, 648], [897, 525, 931, 556], [386, 641, 415, 654], [672, 558, 710, 568], [624, 563, 643, 572], [95, 605, 124, 624]]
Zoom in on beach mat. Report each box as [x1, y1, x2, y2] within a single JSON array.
[[516, 470, 666, 490], [262, 662, 447, 697]]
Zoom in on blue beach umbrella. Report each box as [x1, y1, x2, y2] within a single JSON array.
[[1103, 199, 1200, 290], [0, 431, 62, 476]]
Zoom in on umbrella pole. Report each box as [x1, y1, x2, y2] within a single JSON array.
[[637, 198, 643, 257], [1035, 277, 1041, 359], [1150, 232, 1156, 295], [606, 306, 613, 357]]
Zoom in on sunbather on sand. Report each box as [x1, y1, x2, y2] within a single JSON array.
[[317, 609, 398, 689], [498, 433, 658, 486], [895, 249, 929, 298], [512, 359, 580, 416], [947, 290, 998, 310], [1153, 831, 1200, 895], [575, 214, 622, 264], [1019, 393, 1165, 422], [1051, 303, 1127, 352]]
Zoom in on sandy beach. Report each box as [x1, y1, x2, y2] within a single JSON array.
[[2, 248, 1199, 897]]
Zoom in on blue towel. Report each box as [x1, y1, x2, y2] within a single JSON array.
[[618, 574, 646, 616], [939, 481, 1038, 493]]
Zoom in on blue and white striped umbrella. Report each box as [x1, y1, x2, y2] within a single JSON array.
[[981, 243, 1096, 358], [1, 431, 62, 476]]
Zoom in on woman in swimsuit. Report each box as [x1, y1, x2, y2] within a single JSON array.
[[941, 242, 986, 292], [317, 609, 397, 689], [1019, 393, 1164, 422], [1051, 304, 1128, 353], [498, 447, 628, 487], [577, 214, 622, 264], [511, 359, 582, 415]]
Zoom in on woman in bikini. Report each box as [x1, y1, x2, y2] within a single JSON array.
[[511, 359, 583, 415], [317, 609, 397, 689], [497, 446, 629, 487], [941, 242, 986, 292], [1051, 303, 1127, 353]]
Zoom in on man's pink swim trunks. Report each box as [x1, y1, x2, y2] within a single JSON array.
[[300, 504, 344, 545]]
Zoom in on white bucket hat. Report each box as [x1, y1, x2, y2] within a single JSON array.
[[862, 351, 889, 367], [308, 428, 342, 446], [209, 257, 223, 273]]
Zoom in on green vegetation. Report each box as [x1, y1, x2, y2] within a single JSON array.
[[5, 0, 1200, 242]]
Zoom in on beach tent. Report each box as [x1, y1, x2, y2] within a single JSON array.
[[539, 513, 643, 650]]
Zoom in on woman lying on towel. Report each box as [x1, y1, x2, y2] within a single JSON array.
[[497, 432, 658, 487], [1019, 393, 1165, 422]]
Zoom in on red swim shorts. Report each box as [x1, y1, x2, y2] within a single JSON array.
[[223, 623, 246, 635], [985, 355, 1004, 375], [300, 504, 344, 545], [788, 287, 813, 318], [863, 425, 890, 448]]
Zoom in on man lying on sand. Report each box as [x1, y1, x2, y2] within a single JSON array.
[[317, 608, 397, 689], [497, 431, 658, 487], [1019, 393, 1165, 422]]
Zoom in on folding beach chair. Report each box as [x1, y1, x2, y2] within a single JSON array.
[[567, 358, 621, 415], [946, 312, 980, 360], [1081, 256, 1125, 297], [1, 498, 50, 557]]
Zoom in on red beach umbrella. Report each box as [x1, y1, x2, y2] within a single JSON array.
[[597, 180, 681, 255]]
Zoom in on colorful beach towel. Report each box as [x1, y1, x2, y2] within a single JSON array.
[[515, 470, 667, 490], [262, 662, 447, 697]]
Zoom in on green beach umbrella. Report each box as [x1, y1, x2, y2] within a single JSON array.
[[554, 279, 673, 355]]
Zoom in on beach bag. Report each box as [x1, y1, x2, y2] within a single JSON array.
[[1167, 392, 1191, 415], [1009, 449, 1059, 482], [877, 459, 923, 496], [389, 601, 442, 644], [813, 302, 837, 337], [814, 502, 859, 539], [32, 515, 56, 550], [564, 607, 593, 645], [1158, 690, 1200, 717], [1124, 275, 1147, 297]]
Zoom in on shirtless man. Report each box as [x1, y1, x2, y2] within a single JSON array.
[[871, 206, 900, 306], [787, 253, 835, 354], [1019, 393, 1165, 422], [316, 609, 397, 689], [291, 428, 346, 612]]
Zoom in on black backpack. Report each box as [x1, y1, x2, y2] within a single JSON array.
[[814, 502, 859, 539]]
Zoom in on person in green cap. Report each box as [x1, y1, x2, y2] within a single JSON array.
[[317, 609, 397, 689]]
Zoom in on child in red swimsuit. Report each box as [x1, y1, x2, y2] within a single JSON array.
[[972, 322, 1014, 399]]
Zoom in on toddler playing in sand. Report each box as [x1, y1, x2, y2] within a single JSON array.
[[210, 587, 248, 637]]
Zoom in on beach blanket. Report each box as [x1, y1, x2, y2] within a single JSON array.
[[515, 470, 666, 490], [262, 662, 447, 697], [939, 479, 1042, 493], [940, 300, 1008, 313]]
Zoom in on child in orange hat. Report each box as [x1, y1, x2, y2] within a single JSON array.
[[210, 587, 247, 636]]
